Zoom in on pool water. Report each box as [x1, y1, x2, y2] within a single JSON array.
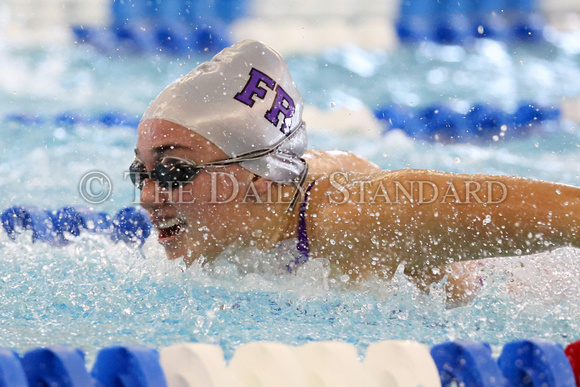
[[0, 35, 579, 362]]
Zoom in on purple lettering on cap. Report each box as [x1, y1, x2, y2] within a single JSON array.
[[265, 85, 295, 135], [234, 68, 276, 107]]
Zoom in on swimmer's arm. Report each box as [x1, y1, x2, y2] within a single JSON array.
[[413, 260, 488, 305], [308, 169, 580, 277]]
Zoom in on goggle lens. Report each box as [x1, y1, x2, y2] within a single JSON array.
[[129, 160, 149, 190], [129, 158, 202, 190]]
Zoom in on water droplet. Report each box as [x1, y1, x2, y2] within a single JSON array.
[[53, 128, 66, 139]]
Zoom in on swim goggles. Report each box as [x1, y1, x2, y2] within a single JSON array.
[[129, 126, 308, 211]]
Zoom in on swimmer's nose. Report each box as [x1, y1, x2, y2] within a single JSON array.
[[140, 178, 168, 210]]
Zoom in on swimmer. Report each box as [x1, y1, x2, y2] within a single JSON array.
[[133, 40, 580, 300]]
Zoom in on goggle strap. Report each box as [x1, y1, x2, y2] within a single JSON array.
[[286, 160, 309, 213], [201, 122, 305, 168]]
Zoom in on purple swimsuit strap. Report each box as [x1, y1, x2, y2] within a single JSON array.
[[295, 181, 315, 266]]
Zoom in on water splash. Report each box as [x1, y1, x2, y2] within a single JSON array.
[[2, 227, 580, 361]]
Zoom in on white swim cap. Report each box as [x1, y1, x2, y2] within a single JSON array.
[[141, 39, 307, 185]]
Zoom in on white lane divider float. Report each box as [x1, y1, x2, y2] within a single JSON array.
[[364, 340, 441, 387], [229, 342, 307, 387], [160, 343, 237, 387], [295, 341, 379, 387], [155, 340, 450, 386]]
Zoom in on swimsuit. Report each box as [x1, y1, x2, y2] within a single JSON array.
[[285, 181, 315, 271]]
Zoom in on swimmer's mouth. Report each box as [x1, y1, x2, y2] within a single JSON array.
[[156, 218, 186, 243]]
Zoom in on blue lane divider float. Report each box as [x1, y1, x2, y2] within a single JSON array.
[[0, 348, 28, 387], [498, 340, 576, 386], [5, 99, 562, 145], [432, 339, 578, 386], [92, 346, 167, 387], [1, 206, 64, 246], [111, 206, 153, 245], [4, 111, 140, 129], [1, 206, 151, 247], [22, 346, 93, 387], [15, 346, 165, 387], [374, 101, 561, 143], [73, 0, 250, 56], [430, 340, 506, 386], [397, 0, 545, 45]]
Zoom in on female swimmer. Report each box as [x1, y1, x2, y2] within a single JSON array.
[[133, 40, 580, 298]]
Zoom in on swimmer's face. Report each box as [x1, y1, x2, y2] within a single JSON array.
[[136, 119, 257, 264]]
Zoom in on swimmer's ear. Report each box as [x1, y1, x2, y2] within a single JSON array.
[[251, 175, 273, 197]]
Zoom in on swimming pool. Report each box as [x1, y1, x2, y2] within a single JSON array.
[[1, 21, 580, 373]]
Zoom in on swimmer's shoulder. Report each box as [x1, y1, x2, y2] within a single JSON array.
[[304, 150, 452, 180], [304, 149, 381, 176]]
